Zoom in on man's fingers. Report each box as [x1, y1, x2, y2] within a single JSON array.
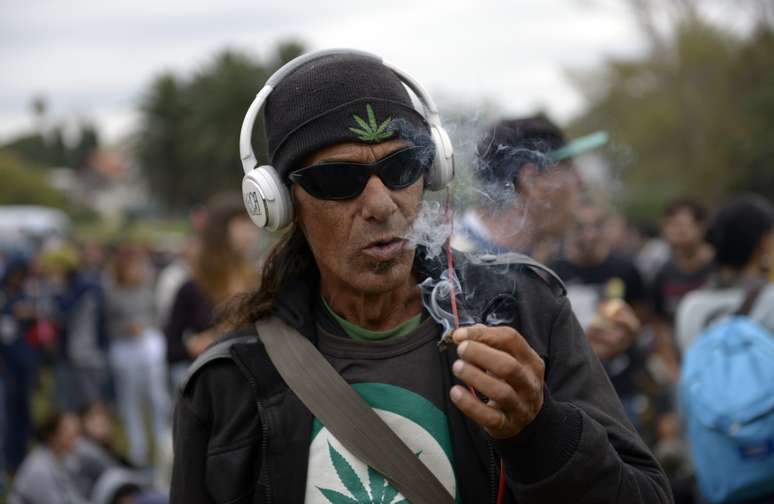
[[449, 385, 505, 431], [451, 359, 520, 411], [452, 324, 539, 365], [456, 341, 541, 391]]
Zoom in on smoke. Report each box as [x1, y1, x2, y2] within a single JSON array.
[[404, 200, 451, 260], [418, 269, 476, 347], [394, 99, 625, 343]]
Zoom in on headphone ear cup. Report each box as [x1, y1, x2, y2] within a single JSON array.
[[425, 125, 455, 191], [242, 165, 293, 231]]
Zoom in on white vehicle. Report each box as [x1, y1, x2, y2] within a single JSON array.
[[0, 205, 70, 252]]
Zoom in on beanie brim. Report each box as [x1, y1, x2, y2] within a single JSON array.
[[271, 97, 431, 181]]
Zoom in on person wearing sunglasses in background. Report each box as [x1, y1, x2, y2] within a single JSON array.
[[170, 51, 671, 503]]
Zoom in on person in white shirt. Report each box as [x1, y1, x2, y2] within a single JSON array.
[[675, 195, 774, 353]]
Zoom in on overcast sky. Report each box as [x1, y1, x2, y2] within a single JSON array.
[[0, 0, 752, 143]]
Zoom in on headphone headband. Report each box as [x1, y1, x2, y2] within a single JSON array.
[[239, 49, 444, 175], [239, 48, 454, 231]]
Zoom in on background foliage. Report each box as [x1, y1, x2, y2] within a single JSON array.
[[570, 6, 774, 219], [133, 42, 304, 212]]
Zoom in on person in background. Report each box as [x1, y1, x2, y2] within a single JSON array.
[[104, 242, 169, 468], [675, 195, 774, 352], [606, 213, 637, 257], [155, 206, 208, 329], [549, 201, 651, 431], [453, 114, 582, 262], [79, 240, 107, 284], [67, 402, 168, 504], [646, 200, 716, 486], [41, 245, 109, 412], [634, 221, 672, 286], [675, 195, 774, 504], [651, 199, 714, 367], [66, 402, 127, 499], [164, 193, 259, 390], [0, 256, 38, 473], [9, 412, 87, 504]]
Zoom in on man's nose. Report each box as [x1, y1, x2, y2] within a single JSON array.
[[359, 175, 398, 221]]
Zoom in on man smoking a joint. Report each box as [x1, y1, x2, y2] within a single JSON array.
[[171, 50, 672, 504]]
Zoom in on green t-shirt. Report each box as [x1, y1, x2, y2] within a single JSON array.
[[306, 301, 457, 503], [321, 296, 422, 341]]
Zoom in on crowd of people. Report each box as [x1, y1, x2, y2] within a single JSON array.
[[0, 194, 261, 503], [1, 107, 772, 503], [454, 114, 774, 503]]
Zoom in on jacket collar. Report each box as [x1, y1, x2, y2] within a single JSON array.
[[271, 245, 447, 340]]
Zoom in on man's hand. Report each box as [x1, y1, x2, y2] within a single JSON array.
[[449, 324, 545, 439], [586, 300, 640, 361]]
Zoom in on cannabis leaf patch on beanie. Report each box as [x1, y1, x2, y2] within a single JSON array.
[[349, 104, 394, 142]]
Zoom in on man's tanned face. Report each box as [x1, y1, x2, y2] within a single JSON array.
[[293, 139, 422, 296]]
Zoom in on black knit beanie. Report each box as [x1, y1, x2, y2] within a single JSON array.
[[475, 114, 568, 185], [263, 53, 432, 183]]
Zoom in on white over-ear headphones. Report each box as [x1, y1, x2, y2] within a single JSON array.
[[239, 48, 455, 231]]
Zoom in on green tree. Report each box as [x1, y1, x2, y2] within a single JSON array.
[[570, 12, 774, 219], [70, 123, 100, 170], [135, 73, 189, 210], [0, 150, 70, 209], [134, 41, 305, 212], [1, 121, 100, 170]]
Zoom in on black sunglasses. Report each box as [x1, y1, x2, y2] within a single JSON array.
[[289, 146, 433, 201]]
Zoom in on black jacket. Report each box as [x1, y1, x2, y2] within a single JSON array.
[[171, 252, 673, 504]]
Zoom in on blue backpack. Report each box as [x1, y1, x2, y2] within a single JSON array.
[[679, 285, 774, 503]]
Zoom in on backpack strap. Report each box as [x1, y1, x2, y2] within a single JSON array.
[[180, 332, 258, 393], [734, 282, 767, 317], [702, 282, 768, 330]]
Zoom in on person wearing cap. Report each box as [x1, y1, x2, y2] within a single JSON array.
[[171, 52, 671, 503], [453, 114, 584, 263]]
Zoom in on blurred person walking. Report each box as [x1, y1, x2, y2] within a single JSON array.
[[42, 245, 109, 412], [0, 256, 38, 473], [164, 193, 259, 391], [105, 243, 170, 468]]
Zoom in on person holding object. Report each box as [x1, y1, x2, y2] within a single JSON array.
[[171, 49, 671, 503], [549, 202, 651, 430]]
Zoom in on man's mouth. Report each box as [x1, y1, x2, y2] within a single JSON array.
[[362, 237, 406, 262]]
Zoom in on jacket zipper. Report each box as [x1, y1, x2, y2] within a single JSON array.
[[487, 441, 498, 504], [256, 398, 273, 504], [233, 350, 273, 504]]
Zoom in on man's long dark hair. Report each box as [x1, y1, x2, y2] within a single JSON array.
[[219, 224, 316, 330]]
